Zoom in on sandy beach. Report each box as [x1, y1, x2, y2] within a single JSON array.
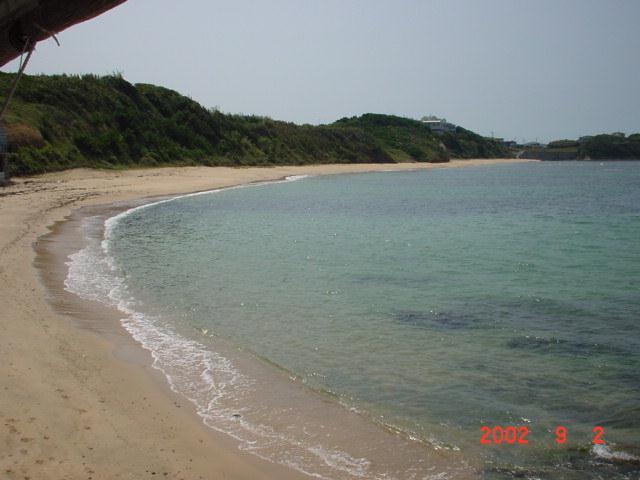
[[0, 159, 532, 479]]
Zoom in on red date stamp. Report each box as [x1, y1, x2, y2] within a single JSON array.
[[481, 425, 605, 445], [480, 425, 530, 444]]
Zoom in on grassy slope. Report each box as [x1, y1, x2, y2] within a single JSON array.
[[0, 73, 508, 175]]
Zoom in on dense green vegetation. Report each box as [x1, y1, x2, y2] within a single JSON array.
[[522, 134, 640, 161], [334, 114, 448, 162], [440, 126, 508, 159], [578, 134, 640, 159], [335, 114, 507, 161], [547, 139, 578, 149], [0, 73, 508, 175]]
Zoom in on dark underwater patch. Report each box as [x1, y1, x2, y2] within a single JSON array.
[[506, 335, 631, 358], [394, 310, 478, 330], [482, 445, 640, 479], [507, 335, 567, 349], [603, 413, 640, 430], [353, 273, 434, 288]]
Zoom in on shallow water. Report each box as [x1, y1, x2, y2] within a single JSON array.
[[67, 162, 640, 479]]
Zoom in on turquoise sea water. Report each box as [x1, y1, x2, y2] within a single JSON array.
[[68, 162, 640, 479]]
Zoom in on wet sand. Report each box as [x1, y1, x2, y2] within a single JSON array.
[[0, 159, 533, 479]]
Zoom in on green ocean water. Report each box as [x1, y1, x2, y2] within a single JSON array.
[[105, 162, 640, 478]]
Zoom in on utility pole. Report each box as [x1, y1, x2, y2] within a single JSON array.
[[0, 124, 7, 185]]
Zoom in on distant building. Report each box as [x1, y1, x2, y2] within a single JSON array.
[[502, 140, 518, 148], [421, 115, 456, 134], [523, 141, 545, 148]]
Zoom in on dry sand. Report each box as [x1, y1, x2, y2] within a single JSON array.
[[0, 159, 533, 479]]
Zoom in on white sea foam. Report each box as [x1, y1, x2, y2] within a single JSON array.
[[66, 215, 251, 439], [592, 444, 640, 463], [285, 174, 312, 181], [63, 174, 398, 480], [308, 446, 370, 477]]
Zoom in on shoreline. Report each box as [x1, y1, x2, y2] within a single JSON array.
[[0, 159, 533, 479]]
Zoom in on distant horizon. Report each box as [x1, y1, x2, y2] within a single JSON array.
[[2, 0, 639, 143]]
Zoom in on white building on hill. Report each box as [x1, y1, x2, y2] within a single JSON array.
[[420, 116, 456, 134]]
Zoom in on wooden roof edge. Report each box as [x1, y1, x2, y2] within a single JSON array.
[[0, 0, 127, 66]]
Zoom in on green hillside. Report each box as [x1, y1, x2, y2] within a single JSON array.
[[335, 114, 507, 160], [521, 134, 640, 161], [0, 73, 508, 175], [579, 134, 640, 159]]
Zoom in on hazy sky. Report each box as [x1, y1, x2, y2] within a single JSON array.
[[2, 0, 639, 142]]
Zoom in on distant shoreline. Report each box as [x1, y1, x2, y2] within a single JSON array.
[[519, 151, 640, 161]]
